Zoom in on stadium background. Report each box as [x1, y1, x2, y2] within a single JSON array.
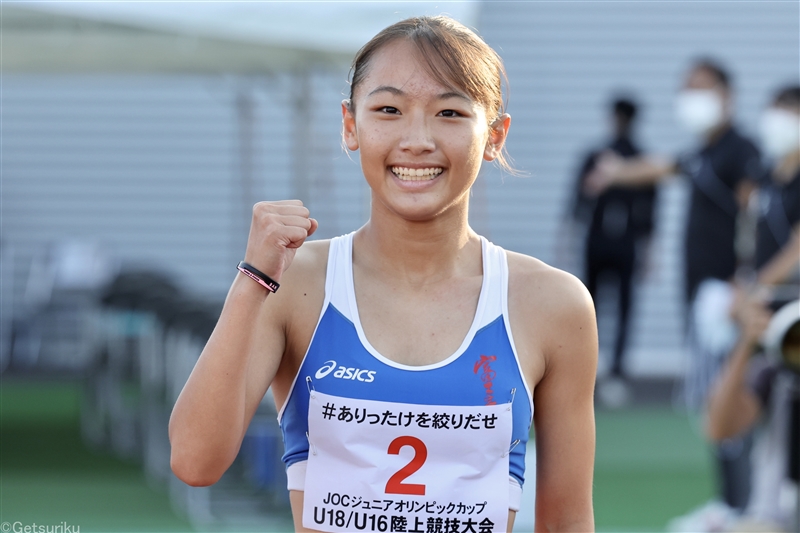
[[1, 1, 798, 531]]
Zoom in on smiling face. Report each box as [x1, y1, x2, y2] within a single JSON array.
[[342, 39, 509, 222]]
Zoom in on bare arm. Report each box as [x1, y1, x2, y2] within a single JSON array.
[[584, 152, 677, 194], [169, 200, 317, 486], [705, 338, 763, 441], [757, 222, 800, 286], [705, 297, 770, 442], [529, 270, 598, 532]]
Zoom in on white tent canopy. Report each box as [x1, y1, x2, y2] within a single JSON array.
[[3, 2, 478, 73]]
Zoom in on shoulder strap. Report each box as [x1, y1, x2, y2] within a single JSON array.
[[476, 237, 506, 327], [325, 232, 356, 320], [689, 154, 739, 217]]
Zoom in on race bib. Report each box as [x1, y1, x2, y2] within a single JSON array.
[[303, 391, 512, 533]]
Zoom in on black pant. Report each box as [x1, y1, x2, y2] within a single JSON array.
[[715, 433, 752, 511], [585, 236, 635, 378]]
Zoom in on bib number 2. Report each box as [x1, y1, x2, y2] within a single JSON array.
[[385, 436, 427, 496]]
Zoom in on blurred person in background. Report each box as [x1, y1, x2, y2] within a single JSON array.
[[703, 85, 800, 533], [567, 96, 657, 407], [749, 86, 800, 289], [586, 58, 761, 513], [705, 295, 799, 533]]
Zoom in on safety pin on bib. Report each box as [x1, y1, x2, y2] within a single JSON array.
[[306, 376, 315, 398], [503, 439, 521, 458], [507, 388, 516, 411], [306, 431, 317, 456]]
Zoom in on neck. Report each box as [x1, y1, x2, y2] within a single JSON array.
[[775, 149, 800, 183], [354, 196, 479, 285], [704, 120, 731, 146]]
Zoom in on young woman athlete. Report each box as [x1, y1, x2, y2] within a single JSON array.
[[169, 16, 597, 533]]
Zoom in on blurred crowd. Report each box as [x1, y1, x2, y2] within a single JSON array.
[[566, 58, 799, 532]]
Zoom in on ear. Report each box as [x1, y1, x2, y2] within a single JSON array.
[[484, 113, 511, 162], [342, 99, 359, 152]]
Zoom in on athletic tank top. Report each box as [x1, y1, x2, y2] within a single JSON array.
[[277, 232, 534, 510]]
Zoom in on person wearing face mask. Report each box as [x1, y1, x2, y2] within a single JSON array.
[[586, 58, 760, 306], [567, 97, 657, 407], [700, 86, 800, 533], [584, 58, 761, 514], [752, 86, 800, 288]]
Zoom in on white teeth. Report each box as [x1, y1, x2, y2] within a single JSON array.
[[391, 166, 444, 181]]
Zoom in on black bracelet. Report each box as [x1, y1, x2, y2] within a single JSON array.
[[237, 261, 280, 293]]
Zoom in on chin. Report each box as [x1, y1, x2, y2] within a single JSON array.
[[380, 197, 457, 223]]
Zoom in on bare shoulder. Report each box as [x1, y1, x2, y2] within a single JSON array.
[[506, 250, 594, 322], [282, 239, 330, 287], [260, 239, 330, 326], [505, 251, 597, 386]]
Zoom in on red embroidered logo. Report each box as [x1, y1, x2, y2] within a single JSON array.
[[473, 354, 498, 406]]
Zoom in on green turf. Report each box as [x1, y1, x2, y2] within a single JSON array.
[[1, 381, 717, 532], [1, 380, 194, 532], [594, 408, 716, 532]]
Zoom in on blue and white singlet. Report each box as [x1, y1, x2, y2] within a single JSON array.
[[277, 232, 534, 511]]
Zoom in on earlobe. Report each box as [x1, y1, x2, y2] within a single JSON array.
[[484, 113, 511, 161], [341, 100, 359, 152]]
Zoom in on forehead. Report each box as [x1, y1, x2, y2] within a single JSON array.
[[685, 67, 722, 90], [354, 39, 471, 103], [774, 102, 800, 115]]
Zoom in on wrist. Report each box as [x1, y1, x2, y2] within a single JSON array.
[[232, 272, 270, 298], [242, 253, 282, 282], [737, 334, 760, 353], [237, 261, 280, 293]]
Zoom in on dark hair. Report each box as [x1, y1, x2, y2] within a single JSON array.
[[347, 16, 515, 173], [612, 98, 637, 122], [690, 57, 732, 90], [774, 85, 800, 108]]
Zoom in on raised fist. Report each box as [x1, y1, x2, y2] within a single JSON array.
[[244, 200, 318, 282]]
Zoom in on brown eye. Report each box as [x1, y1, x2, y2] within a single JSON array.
[[379, 106, 400, 114], [439, 109, 461, 118]]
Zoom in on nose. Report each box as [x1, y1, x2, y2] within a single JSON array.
[[398, 112, 435, 155]]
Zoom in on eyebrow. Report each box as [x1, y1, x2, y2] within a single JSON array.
[[366, 85, 471, 102]]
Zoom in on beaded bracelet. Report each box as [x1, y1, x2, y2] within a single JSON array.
[[237, 261, 280, 293]]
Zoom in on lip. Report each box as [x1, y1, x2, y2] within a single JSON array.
[[387, 166, 445, 190], [389, 163, 444, 169]]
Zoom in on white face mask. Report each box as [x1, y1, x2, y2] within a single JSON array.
[[759, 107, 800, 160], [675, 90, 724, 135]]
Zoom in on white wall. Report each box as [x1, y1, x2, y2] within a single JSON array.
[[3, 1, 797, 376], [477, 0, 799, 376]]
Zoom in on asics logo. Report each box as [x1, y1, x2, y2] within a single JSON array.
[[314, 360, 377, 383], [315, 360, 338, 379]]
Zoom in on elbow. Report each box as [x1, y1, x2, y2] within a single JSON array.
[[706, 418, 749, 443], [170, 451, 224, 487], [705, 420, 727, 443], [704, 393, 732, 442], [705, 405, 729, 442], [168, 412, 228, 487], [705, 408, 746, 443]]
